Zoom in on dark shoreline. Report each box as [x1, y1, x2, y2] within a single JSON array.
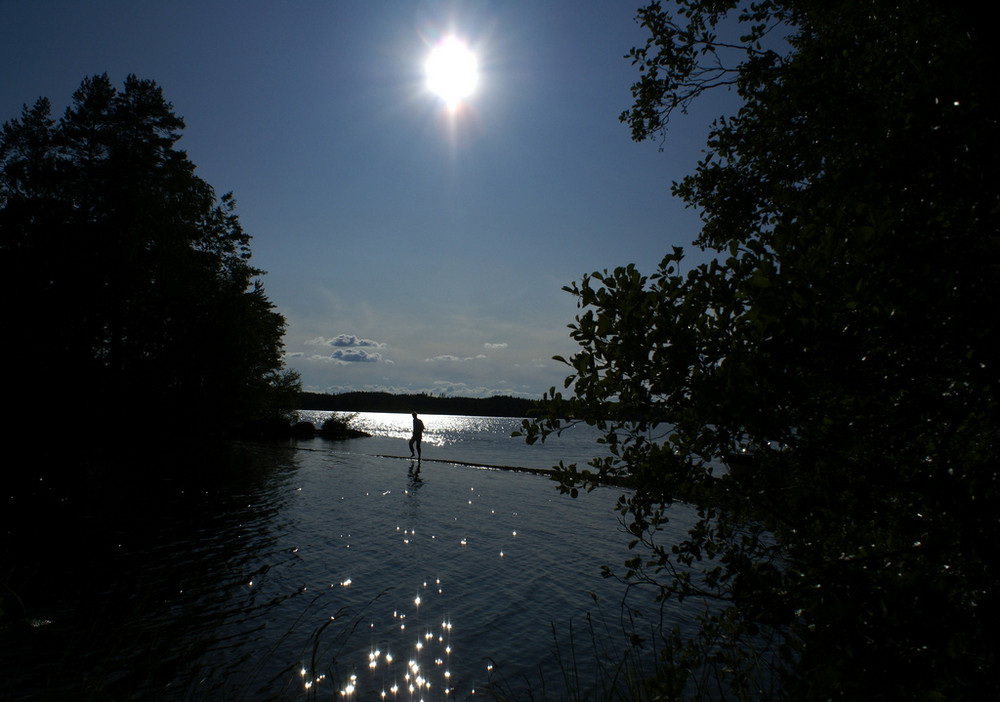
[[298, 391, 538, 418]]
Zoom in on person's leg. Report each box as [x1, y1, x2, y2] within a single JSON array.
[[408, 437, 416, 456], [416, 438, 421, 459]]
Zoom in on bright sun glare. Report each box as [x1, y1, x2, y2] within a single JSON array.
[[425, 36, 478, 110]]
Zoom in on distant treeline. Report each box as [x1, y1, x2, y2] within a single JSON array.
[[299, 392, 540, 418]]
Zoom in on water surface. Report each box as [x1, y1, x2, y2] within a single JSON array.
[[2, 413, 692, 700]]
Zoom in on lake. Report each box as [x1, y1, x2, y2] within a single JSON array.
[[1, 412, 695, 700]]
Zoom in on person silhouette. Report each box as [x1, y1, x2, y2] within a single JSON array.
[[408, 412, 424, 460]]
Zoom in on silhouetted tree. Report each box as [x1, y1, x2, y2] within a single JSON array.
[[520, 1, 998, 699], [0, 74, 294, 437]]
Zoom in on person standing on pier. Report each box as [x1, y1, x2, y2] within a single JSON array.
[[409, 412, 424, 460]]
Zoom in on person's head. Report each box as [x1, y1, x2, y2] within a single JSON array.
[[412, 412, 418, 418]]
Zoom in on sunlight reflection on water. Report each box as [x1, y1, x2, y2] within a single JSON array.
[[298, 411, 612, 470], [311, 411, 516, 448]]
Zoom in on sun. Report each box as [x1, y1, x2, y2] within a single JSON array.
[[425, 36, 479, 110]]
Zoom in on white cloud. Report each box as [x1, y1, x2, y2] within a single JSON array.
[[425, 354, 488, 362], [331, 348, 383, 363], [484, 342, 508, 350], [304, 334, 385, 348], [329, 334, 385, 348]]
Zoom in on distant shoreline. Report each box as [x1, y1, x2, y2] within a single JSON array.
[[298, 391, 539, 418]]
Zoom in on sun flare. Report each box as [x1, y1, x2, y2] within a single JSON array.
[[425, 36, 478, 110]]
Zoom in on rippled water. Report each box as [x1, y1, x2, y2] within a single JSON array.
[[2, 414, 694, 700]]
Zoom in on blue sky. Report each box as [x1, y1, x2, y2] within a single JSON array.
[[2, 1, 733, 398]]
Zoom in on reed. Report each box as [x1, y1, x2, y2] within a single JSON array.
[[483, 594, 663, 702]]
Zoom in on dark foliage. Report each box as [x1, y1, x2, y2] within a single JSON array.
[[521, 1, 998, 699], [0, 74, 294, 443]]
